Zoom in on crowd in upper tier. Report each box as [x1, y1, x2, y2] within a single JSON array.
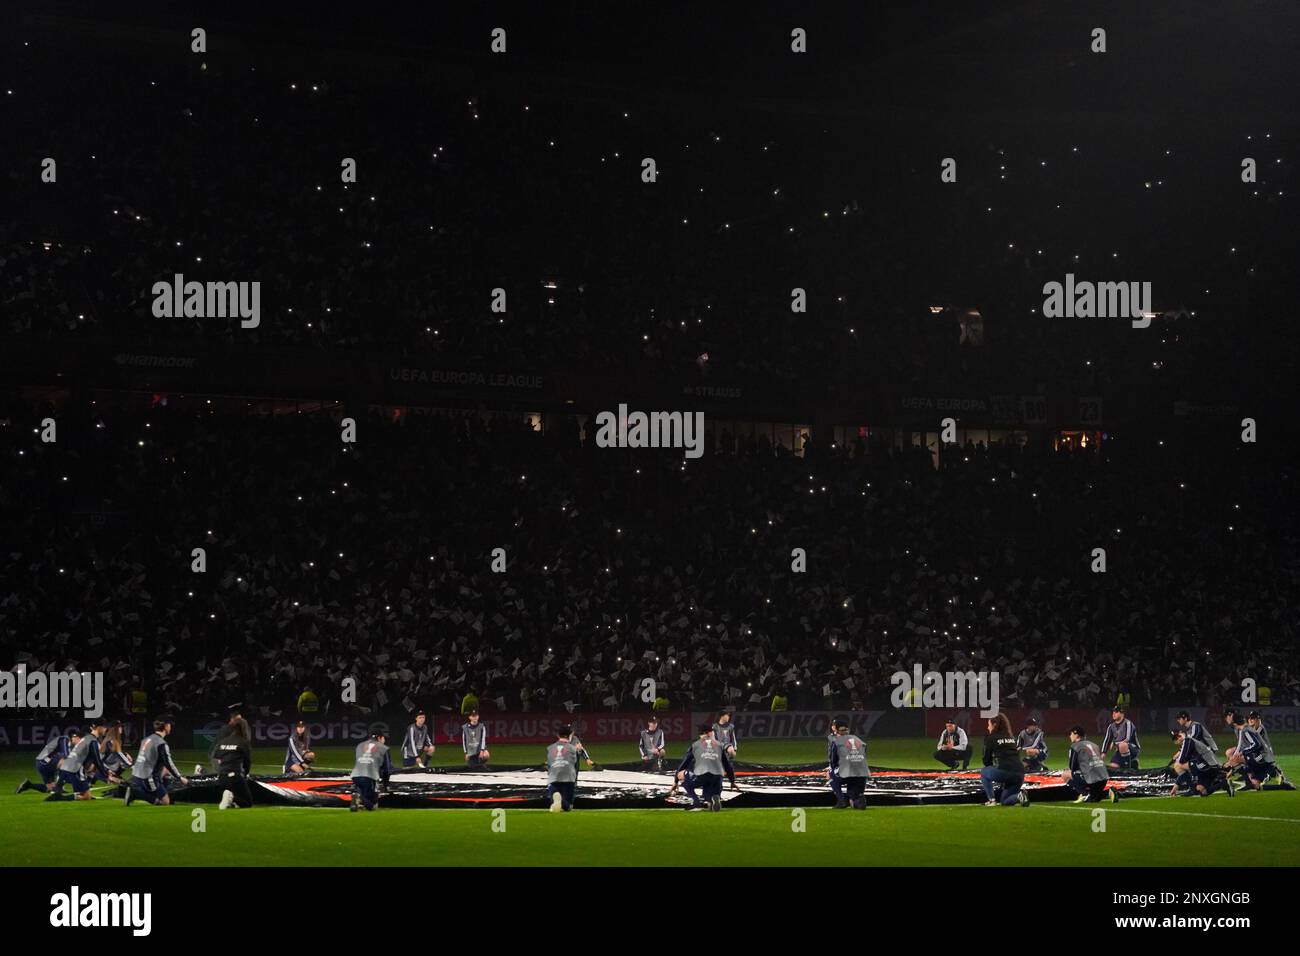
[[3, 35, 1295, 400]]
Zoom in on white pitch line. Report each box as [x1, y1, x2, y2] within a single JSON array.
[[1034, 804, 1300, 824]]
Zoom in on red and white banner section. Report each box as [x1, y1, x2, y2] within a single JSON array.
[[118, 762, 1175, 810]]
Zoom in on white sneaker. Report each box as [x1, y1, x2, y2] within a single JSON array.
[[194, 764, 203, 775], [219, 790, 235, 810], [550, 792, 563, 813]]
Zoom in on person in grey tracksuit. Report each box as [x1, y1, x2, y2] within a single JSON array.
[[1247, 711, 1288, 786], [401, 712, 435, 768], [827, 721, 871, 809], [545, 727, 580, 812], [15, 731, 81, 794], [1065, 726, 1114, 802], [351, 732, 392, 811], [49, 721, 117, 800], [639, 718, 667, 771], [126, 718, 189, 806], [934, 720, 971, 771], [1016, 719, 1049, 772], [713, 711, 739, 759], [675, 725, 734, 811], [1172, 729, 1231, 797], [1174, 711, 1218, 753], [462, 712, 489, 768], [1100, 708, 1141, 769]]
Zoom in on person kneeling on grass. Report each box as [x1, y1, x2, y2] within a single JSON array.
[[46, 721, 120, 801], [462, 711, 490, 768], [827, 720, 871, 809], [1100, 706, 1141, 770], [979, 713, 1028, 807], [1171, 728, 1233, 798], [126, 717, 189, 806], [350, 731, 392, 812], [1222, 713, 1269, 791], [1246, 711, 1291, 788], [400, 711, 435, 769], [16, 729, 81, 795], [1017, 716, 1049, 773], [1065, 726, 1116, 803], [934, 718, 971, 772], [100, 720, 135, 781], [545, 725, 580, 812], [284, 719, 316, 774], [675, 724, 734, 811]]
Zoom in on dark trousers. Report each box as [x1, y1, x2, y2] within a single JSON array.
[[545, 781, 576, 811], [830, 774, 866, 803], [1243, 757, 1273, 782], [36, 760, 58, 787], [352, 776, 379, 810], [1067, 773, 1108, 801], [1109, 750, 1140, 770], [980, 766, 1024, 805], [220, 770, 254, 808], [466, 752, 486, 768], [935, 748, 971, 770], [130, 774, 170, 804], [55, 769, 89, 795], [687, 772, 723, 804]]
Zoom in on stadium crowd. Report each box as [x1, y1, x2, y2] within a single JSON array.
[[2, 398, 1295, 722], [3, 32, 1295, 402], [3, 22, 1296, 726]]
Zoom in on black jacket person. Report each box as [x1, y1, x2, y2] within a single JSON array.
[[214, 710, 254, 809]]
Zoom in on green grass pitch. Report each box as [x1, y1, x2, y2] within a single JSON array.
[[2, 736, 1297, 867]]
